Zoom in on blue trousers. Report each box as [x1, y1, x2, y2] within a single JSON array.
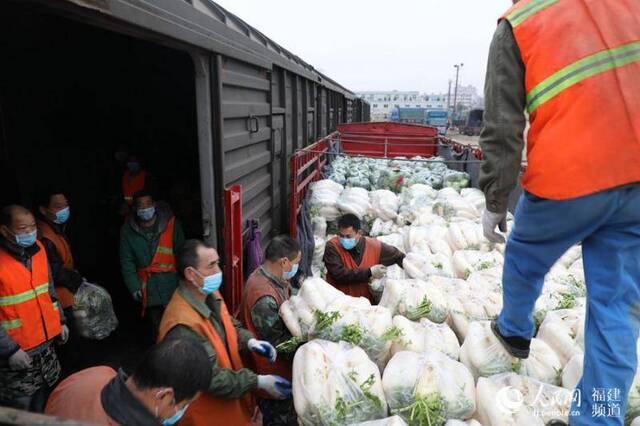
[[497, 186, 640, 425]]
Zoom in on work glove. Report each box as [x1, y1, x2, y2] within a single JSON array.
[[370, 264, 387, 279], [482, 208, 508, 244], [58, 325, 70, 345], [8, 349, 32, 370], [257, 375, 292, 399], [248, 338, 277, 363]]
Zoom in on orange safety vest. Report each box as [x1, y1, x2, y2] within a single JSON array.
[[122, 169, 147, 205], [0, 241, 62, 350], [45, 366, 120, 425], [239, 269, 292, 382], [37, 220, 76, 309], [325, 237, 382, 302], [136, 216, 176, 316], [158, 290, 255, 426], [501, 0, 640, 200]]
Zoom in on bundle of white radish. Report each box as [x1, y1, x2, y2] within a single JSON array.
[[475, 373, 571, 426], [445, 420, 483, 426], [460, 188, 486, 212], [311, 236, 326, 278], [352, 416, 408, 426], [399, 184, 438, 206], [533, 290, 585, 329], [379, 279, 449, 324], [377, 233, 406, 255], [311, 216, 328, 238], [370, 265, 406, 305], [279, 277, 398, 368], [561, 353, 583, 390], [369, 190, 400, 221], [536, 308, 584, 366], [402, 224, 452, 257], [452, 250, 503, 280], [383, 351, 476, 424], [337, 187, 371, 219], [390, 315, 460, 361], [459, 321, 562, 385], [370, 218, 398, 237], [446, 221, 485, 252], [309, 179, 344, 221], [447, 289, 502, 342], [466, 268, 503, 293], [432, 188, 479, 220], [403, 251, 455, 279], [292, 340, 388, 425]]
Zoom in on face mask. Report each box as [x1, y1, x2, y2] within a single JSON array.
[[162, 404, 189, 426], [127, 161, 140, 172], [137, 206, 155, 221], [15, 230, 37, 248], [193, 269, 223, 295], [340, 237, 357, 250], [283, 262, 299, 280], [54, 207, 70, 224]]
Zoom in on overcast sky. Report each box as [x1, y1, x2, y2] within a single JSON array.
[[213, 0, 514, 95]]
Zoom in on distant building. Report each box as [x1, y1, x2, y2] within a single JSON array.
[[356, 90, 448, 121], [453, 85, 484, 111]]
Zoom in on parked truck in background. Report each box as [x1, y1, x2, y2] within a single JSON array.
[[462, 108, 485, 136]]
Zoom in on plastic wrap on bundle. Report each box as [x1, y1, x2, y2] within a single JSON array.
[[72, 281, 118, 340]]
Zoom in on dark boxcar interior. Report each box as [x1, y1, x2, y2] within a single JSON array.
[[0, 2, 203, 374]]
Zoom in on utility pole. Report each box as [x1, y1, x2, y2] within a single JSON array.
[[453, 63, 464, 119], [447, 80, 452, 111]]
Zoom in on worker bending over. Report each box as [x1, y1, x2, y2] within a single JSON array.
[[323, 213, 404, 301], [45, 336, 210, 425], [480, 0, 640, 424], [158, 239, 291, 425], [120, 189, 185, 342], [0, 205, 68, 412], [240, 235, 301, 426]]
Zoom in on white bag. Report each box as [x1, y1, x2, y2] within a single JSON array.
[[292, 340, 388, 425], [383, 351, 476, 423], [390, 315, 460, 360]]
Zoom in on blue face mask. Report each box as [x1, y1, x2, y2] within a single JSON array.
[[283, 263, 299, 280], [340, 237, 357, 250], [54, 207, 70, 224], [194, 270, 223, 295], [127, 161, 140, 172], [162, 403, 189, 426], [15, 230, 37, 248], [137, 206, 155, 221]]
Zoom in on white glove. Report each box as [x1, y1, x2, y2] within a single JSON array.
[[482, 208, 508, 244], [59, 325, 70, 344], [370, 264, 387, 279], [8, 349, 32, 370], [248, 338, 277, 363], [257, 375, 292, 399]]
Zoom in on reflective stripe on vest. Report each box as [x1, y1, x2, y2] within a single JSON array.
[[1, 318, 22, 331], [0, 282, 49, 306], [506, 0, 559, 28], [527, 40, 640, 113]]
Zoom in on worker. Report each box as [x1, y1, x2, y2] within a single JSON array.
[[120, 189, 185, 342], [239, 235, 301, 426], [480, 0, 640, 424], [35, 188, 83, 312], [45, 336, 211, 425], [122, 153, 148, 206], [158, 239, 292, 426], [323, 213, 405, 301], [0, 205, 68, 412]]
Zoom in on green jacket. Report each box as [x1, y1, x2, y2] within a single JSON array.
[[119, 202, 185, 307], [166, 284, 258, 400]]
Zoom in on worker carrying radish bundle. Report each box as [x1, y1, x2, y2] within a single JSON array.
[[158, 239, 292, 426], [239, 234, 301, 426], [480, 0, 640, 424], [323, 213, 405, 302]]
